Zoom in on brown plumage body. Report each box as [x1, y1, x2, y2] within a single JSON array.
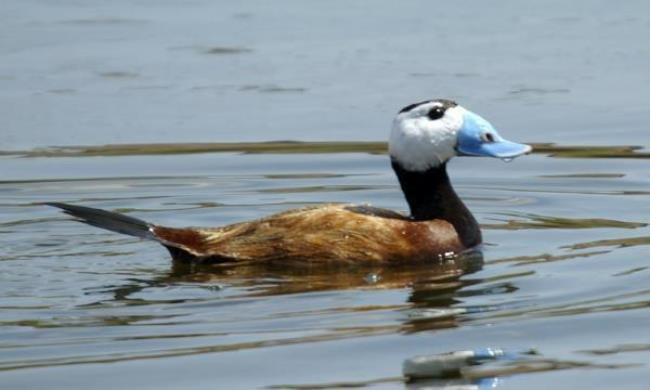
[[152, 204, 465, 264]]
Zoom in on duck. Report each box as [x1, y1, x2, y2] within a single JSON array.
[[48, 99, 531, 264]]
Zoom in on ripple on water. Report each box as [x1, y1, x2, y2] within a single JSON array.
[[0, 151, 648, 389]]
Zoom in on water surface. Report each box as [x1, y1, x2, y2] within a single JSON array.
[[1, 0, 649, 149], [1, 149, 649, 389]]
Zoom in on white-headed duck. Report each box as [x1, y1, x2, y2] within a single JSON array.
[[48, 99, 531, 264]]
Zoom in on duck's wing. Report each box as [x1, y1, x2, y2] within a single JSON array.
[[153, 204, 463, 263]]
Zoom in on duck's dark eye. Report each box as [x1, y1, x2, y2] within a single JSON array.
[[481, 132, 496, 143], [427, 106, 445, 120]]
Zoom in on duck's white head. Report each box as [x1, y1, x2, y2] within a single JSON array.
[[389, 99, 532, 171]]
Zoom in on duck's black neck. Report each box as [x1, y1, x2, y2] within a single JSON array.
[[391, 161, 482, 247]]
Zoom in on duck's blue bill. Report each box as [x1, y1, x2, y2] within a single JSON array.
[[457, 111, 532, 158]]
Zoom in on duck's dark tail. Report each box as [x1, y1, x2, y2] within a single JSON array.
[[47, 202, 210, 262], [46, 202, 155, 240]]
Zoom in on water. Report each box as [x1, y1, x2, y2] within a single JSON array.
[[1, 0, 650, 389], [1, 150, 648, 389], [1, 0, 649, 149]]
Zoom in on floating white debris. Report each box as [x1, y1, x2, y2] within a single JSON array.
[[403, 348, 506, 379], [407, 307, 468, 319]]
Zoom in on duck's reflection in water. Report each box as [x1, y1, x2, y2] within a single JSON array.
[[104, 249, 484, 334], [181, 250, 481, 287]]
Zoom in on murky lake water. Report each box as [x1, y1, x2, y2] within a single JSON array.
[[1, 0, 649, 389]]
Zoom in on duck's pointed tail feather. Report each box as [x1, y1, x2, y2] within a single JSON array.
[[47, 202, 210, 262], [46, 202, 155, 240]]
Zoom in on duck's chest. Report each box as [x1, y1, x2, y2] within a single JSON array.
[[377, 219, 465, 262]]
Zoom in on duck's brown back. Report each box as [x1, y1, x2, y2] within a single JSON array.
[[152, 204, 466, 264]]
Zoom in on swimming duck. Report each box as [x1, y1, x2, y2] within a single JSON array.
[[48, 99, 531, 264]]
